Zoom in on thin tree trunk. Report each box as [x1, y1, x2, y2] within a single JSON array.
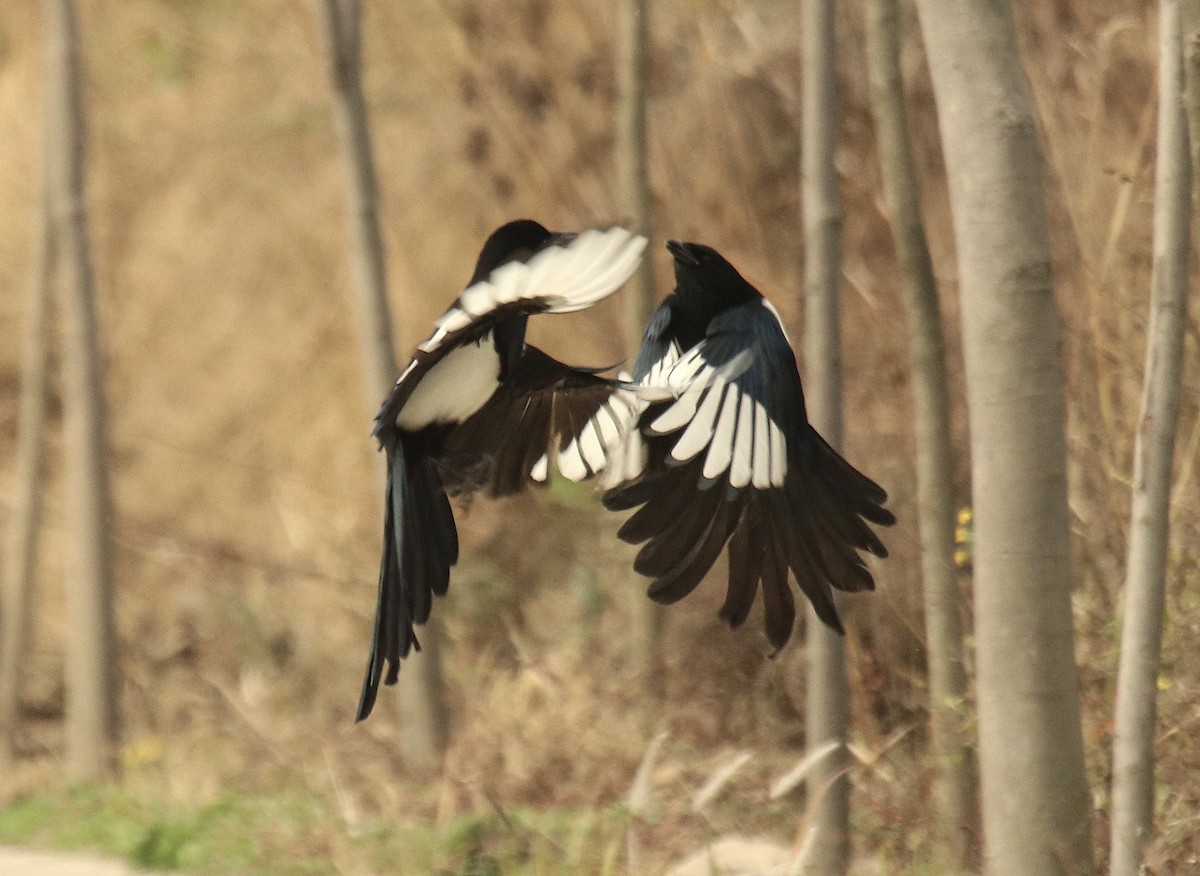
[[911, 1, 1094, 872], [617, 0, 663, 695], [316, 0, 449, 764], [863, 0, 978, 865], [0, 149, 57, 772], [800, 0, 850, 871], [47, 0, 120, 783], [1109, 1, 1191, 873]]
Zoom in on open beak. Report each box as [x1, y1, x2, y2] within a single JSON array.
[[666, 239, 701, 266]]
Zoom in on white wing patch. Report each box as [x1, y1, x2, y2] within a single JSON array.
[[555, 388, 642, 483], [419, 226, 648, 354], [633, 342, 787, 489], [552, 339, 686, 488], [597, 298, 793, 491], [395, 336, 500, 430]]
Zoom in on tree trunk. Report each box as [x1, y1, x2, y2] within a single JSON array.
[[0, 147, 57, 772], [800, 0, 850, 871], [911, 1, 1094, 872], [47, 0, 120, 783], [1109, 2, 1191, 873], [863, 0, 978, 866], [617, 0, 663, 696], [316, 0, 449, 764]]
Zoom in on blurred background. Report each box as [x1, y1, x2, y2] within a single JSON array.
[[1, 0, 1198, 873]]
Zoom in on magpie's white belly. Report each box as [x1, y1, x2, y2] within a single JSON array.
[[396, 340, 500, 430]]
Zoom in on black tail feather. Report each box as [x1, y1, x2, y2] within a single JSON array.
[[356, 445, 458, 722]]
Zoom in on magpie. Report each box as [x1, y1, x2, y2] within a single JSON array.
[[599, 240, 895, 649], [358, 219, 647, 720]]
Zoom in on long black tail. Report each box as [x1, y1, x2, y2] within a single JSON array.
[[356, 443, 458, 721]]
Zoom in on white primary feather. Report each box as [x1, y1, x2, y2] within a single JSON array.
[[664, 348, 708, 393], [729, 394, 755, 488], [535, 227, 647, 313], [769, 419, 787, 486], [752, 401, 772, 489], [530, 453, 549, 482], [542, 229, 637, 310], [557, 439, 589, 482], [418, 226, 646, 353], [648, 378, 705, 434], [592, 402, 623, 446], [421, 309, 475, 351], [554, 389, 643, 483], [702, 386, 741, 479], [671, 384, 726, 463], [576, 419, 608, 472], [601, 428, 646, 488]]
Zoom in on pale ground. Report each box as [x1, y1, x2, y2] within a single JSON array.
[[0, 847, 142, 876]]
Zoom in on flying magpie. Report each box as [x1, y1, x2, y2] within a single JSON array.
[[599, 240, 895, 649], [359, 219, 647, 720]]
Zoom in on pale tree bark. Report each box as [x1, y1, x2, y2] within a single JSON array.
[[800, 0, 850, 871], [1109, 1, 1191, 873], [46, 0, 120, 783], [617, 0, 663, 695], [911, 1, 1094, 872], [862, 0, 978, 865], [0, 148, 57, 772], [316, 0, 449, 764]]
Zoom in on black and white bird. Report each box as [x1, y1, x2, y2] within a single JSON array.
[[599, 240, 895, 648], [359, 219, 647, 720]]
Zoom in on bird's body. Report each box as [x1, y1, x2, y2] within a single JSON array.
[[359, 220, 646, 720], [602, 241, 894, 647]]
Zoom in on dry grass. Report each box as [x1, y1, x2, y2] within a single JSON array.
[[1, 0, 1198, 872]]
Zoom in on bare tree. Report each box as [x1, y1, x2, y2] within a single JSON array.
[[863, 0, 977, 865], [617, 0, 663, 693], [0, 147, 57, 771], [1109, 1, 1192, 873], [316, 0, 449, 764], [46, 0, 120, 783], [800, 0, 849, 870], [911, 0, 1094, 871]]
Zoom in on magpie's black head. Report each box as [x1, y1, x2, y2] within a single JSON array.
[[667, 240, 761, 310], [470, 219, 554, 284]]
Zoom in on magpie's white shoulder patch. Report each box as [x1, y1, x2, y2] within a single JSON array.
[[419, 226, 647, 354], [395, 335, 500, 430]]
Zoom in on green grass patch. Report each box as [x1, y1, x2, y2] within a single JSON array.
[[0, 787, 330, 875], [0, 789, 631, 875]]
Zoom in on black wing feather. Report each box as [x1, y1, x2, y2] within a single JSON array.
[[605, 297, 892, 648]]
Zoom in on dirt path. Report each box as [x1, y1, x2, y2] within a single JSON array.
[[0, 846, 141, 876]]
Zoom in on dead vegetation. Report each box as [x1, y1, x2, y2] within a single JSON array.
[[0, 0, 1198, 871]]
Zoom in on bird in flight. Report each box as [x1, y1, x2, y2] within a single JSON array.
[[599, 240, 895, 648], [359, 219, 646, 720]]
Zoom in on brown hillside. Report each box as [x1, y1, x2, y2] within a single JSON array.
[[1, 1, 1197, 871]]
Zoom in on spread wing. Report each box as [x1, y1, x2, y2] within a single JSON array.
[[437, 346, 634, 496], [374, 226, 647, 441], [603, 299, 895, 647]]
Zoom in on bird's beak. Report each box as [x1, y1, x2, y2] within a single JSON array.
[[667, 239, 701, 266]]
